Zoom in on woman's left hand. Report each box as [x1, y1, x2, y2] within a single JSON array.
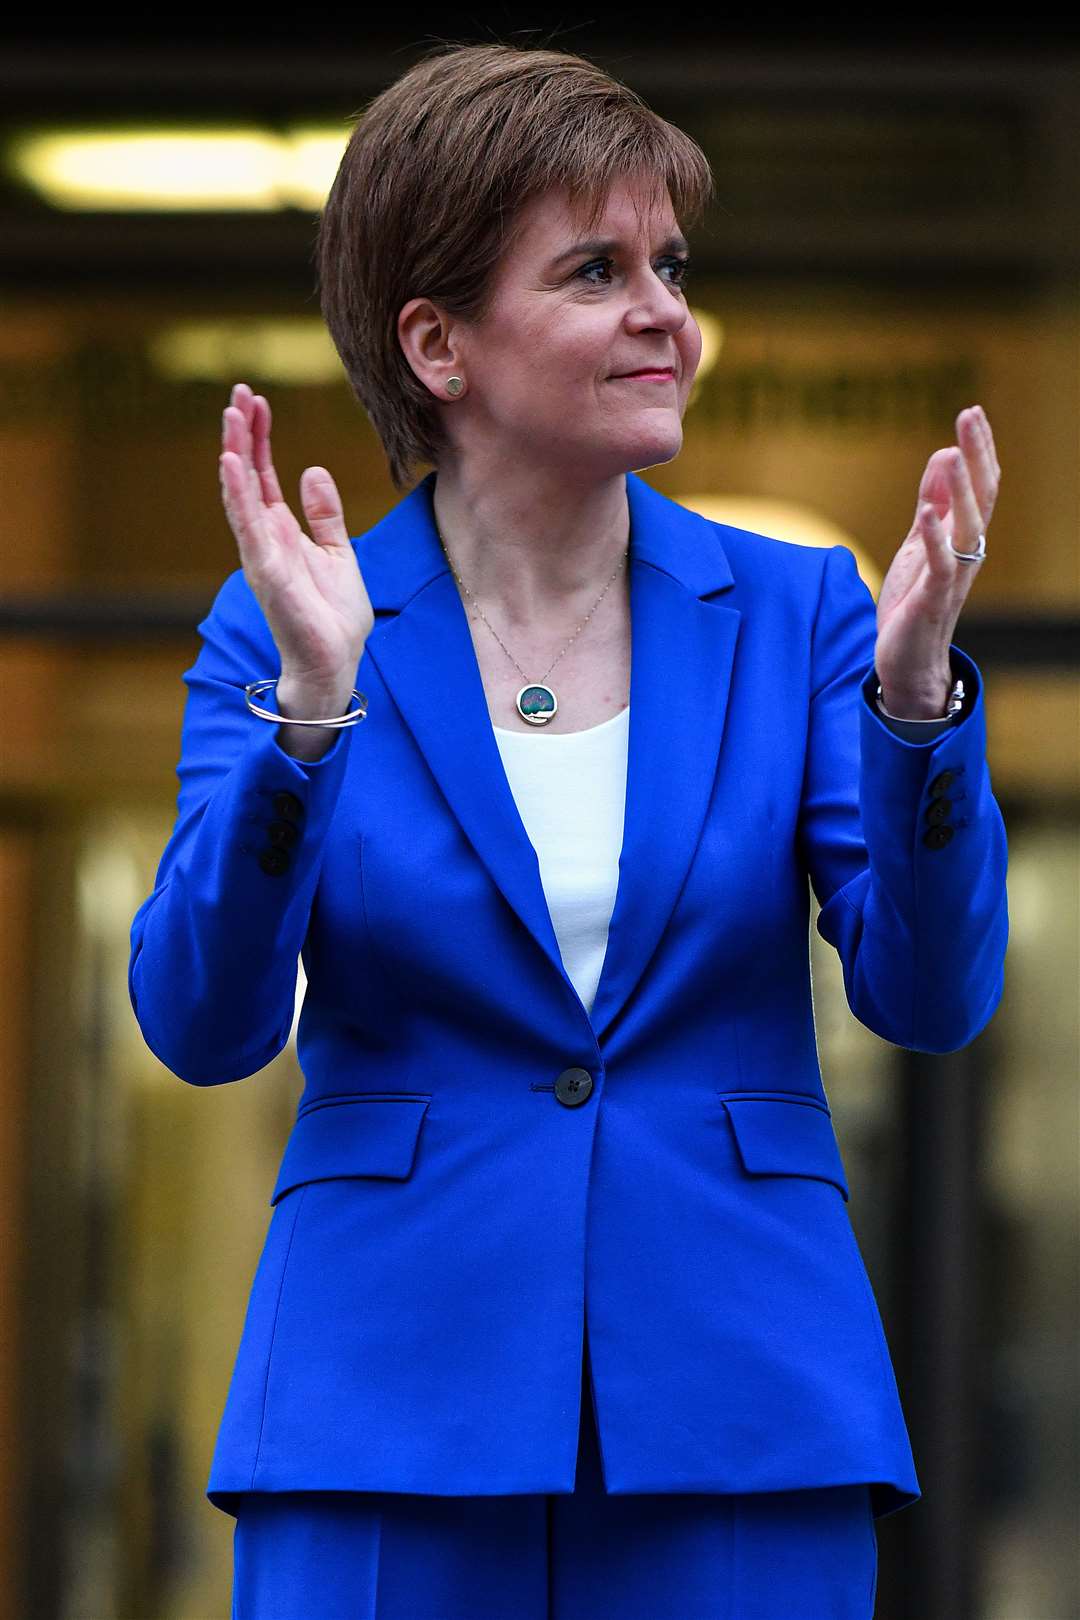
[[874, 404, 1001, 717]]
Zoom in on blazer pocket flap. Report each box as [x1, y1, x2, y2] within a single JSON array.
[[270, 1095, 431, 1206], [721, 1097, 850, 1201]]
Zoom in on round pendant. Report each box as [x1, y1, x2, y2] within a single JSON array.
[[516, 683, 558, 727]]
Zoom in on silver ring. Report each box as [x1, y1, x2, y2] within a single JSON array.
[[948, 532, 986, 563]]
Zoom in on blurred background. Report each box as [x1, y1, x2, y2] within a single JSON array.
[[0, 18, 1077, 1620]]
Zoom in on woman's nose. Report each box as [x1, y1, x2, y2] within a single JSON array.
[[625, 277, 688, 333]]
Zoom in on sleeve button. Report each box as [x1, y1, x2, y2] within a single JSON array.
[[267, 819, 300, 848], [272, 791, 303, 822], [923, 824, 955, 850], [258, 847, 291, 876]]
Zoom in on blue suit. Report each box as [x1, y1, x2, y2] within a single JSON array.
[[128, 469, 1008, 1528]]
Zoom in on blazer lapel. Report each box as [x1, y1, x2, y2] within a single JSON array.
[[359, 471, 740, 1045], [362, 477, 569, 989], [588, 475, 740, 1042]]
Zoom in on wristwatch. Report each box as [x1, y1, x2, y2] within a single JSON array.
[[875, 676, 965, 723]]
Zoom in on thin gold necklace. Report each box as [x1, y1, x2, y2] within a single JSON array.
[[436, 526, 629, 728]]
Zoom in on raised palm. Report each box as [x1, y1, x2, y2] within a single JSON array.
[[873, 405, 999, 705], [219, 382, 373, 686]]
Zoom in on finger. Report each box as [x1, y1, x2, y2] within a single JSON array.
[[957, 406, 997, 524], [221, 408, 262, 529], [222, 398, 255, 483], [917, 502, 955, 582], [227, 381, 255, 444], [957, 404, 997, 503], [947, 448, 986, 557], [218, 447, 255, 541], [219, 448, 272, 568], [222, 398, 283, 548], [974, 404, 1002, 483], [251, 393, 287, 508], [230, 380, 257, 425], [299, 467, 351, 551], [915, 447, 955, 521], [921, 503, 981, 610], [224, 383, 259, 481], [220, 387, 273, 556]]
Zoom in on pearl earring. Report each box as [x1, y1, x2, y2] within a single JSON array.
[[446, 375, 464, 397]]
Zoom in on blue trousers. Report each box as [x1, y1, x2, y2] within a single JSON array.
[[232, 1328, 878, 1619]]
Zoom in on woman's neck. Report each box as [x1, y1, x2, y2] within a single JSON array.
[[431, 463, 631, 629]]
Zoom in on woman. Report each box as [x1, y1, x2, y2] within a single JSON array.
[[128, 41, 1009, 1620]]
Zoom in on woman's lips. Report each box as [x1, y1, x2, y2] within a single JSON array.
[[613, 370, 675, 381]]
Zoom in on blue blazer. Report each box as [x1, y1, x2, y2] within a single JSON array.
[[128, 469, 1009, 1522]]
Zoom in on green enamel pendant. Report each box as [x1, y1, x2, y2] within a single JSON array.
[[516, 683, 558, 726]]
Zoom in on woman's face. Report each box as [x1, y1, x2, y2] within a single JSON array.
[[451, 174, 702, 480]]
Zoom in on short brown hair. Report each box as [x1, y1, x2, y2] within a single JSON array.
[[316, 41, 715, 491]]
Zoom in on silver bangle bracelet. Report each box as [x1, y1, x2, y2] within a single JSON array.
[[875, 676, 965, 722], [244, 678, 368, 729]]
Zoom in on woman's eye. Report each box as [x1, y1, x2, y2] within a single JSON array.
[[662, 255, 692, 288], [578, 256, 692, 289]]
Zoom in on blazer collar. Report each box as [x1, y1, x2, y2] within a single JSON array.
[[357, 470, 741, 1047], [357, 469, 734, 608]]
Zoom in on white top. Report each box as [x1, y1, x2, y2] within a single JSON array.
[[492, 704, 629, 1017]]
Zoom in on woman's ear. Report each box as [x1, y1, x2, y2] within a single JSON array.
[[398, 297, 466, 401]]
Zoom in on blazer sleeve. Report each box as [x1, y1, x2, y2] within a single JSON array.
[[128, 567, 358, 1086], [797, 543, 1009, 1054], [873, 709, 957, 742]]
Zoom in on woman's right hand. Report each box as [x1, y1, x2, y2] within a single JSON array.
[[219, 382, 374, 700]]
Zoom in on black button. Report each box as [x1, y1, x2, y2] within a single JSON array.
[[554, 1067, 594, 1107], [272, 791, 303, 822], [258, 847, 291, 876], [925, 798, 952, 826], [923, 824, 955, 850], [928, 769, 958, 798], [267, 819, 300, 848]]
